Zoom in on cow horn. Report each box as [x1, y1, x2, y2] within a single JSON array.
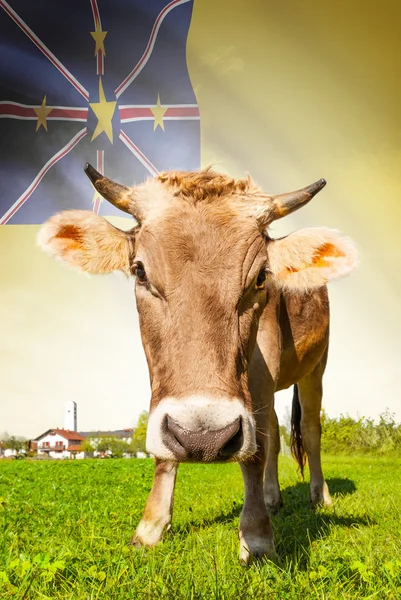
[[84, 163, 132, 215], [270, 178, 327, 221]]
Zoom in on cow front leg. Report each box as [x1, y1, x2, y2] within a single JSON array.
[[264, 406, 283, 511], [298, 364, 332, 507], [239, 444, 276, 564], [131, 459, 178, 547]]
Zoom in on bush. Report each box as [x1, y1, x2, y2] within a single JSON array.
[[321, 409, 401, 455], [129, 411, 149, 455]]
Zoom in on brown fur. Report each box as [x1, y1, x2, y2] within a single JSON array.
[[133, 202, 266, 406], [157, 167, 255, 201], [55, 224, 83, 245], [312, 242, 345, 268], [38, 167, 358, 562], [38, 211, 137, 275], [130, 459, 177, 548]]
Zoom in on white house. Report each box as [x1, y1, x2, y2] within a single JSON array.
[[0, 443, 26, 459], [3, 448, 18, 458], [32, 428, 85, 459], [78, 429, 134, 457], [30, 427, 146, 459], [79, 429, 133, 444]]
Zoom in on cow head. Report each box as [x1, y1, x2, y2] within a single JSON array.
[[38, 166, 358, 463]]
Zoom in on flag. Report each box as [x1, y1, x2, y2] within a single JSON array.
[[1, 0, 400, 438], [0, 0, 200, 224]]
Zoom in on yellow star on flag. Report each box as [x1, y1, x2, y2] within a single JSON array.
[[89, 77, 117, 143], [90, 20, 107, 56], [151, 94, 167, 131], [34, 95, 52, 131]]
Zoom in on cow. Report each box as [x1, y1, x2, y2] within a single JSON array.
[[38, 164, 358, 563]]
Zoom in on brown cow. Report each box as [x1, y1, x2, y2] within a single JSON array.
[[38, 165, 358, 563]]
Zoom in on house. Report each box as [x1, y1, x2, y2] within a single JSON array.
[[0, 448, 19, 459], [3, 448, 18, 458], [79, 428, 134, 458], [0, 439, 26, 459], [79, 428, 133, 444], [29, 427, 142, 459], [32, 428, 85, 459]]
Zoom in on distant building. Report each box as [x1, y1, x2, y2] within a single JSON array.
[[64, 401, 77, 432], [79, 428, 133, 444], [0, 439, 26, 459], [2, 448, 18, 458], [79, 429, 134, 457], [32, 428, 85, 459], [29, 427, 137, 459]]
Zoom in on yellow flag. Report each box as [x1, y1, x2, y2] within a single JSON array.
[[186, 0, 401, 420]]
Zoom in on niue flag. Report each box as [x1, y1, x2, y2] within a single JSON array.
[[2, 0, 398, 437], [0, 0, 200, 224]]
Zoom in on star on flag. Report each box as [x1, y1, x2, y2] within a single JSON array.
[[0, 0, 200, 224]]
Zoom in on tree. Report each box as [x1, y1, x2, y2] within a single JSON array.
[[91, 435, 130, 458], [279, 425, 291, 448], [129, 411, 149, 455], [95, 435, 113, 455], [108, 438, 129, 458], [321, 409, 401, 455], [81, 438, 95, 454], [4, 435, 26, 453], [282, 406, 292, 434]]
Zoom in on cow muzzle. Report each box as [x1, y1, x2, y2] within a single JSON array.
[[146, 396, 257, 463], [164, 415, 242, 462]]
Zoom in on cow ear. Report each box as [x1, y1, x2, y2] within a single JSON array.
[[267, 227, 359, 291], [37, 210, 136, 275]]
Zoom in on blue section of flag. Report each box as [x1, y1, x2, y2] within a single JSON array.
[[0, 0, 200, 223]]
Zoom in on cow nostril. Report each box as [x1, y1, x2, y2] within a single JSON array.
[[163, 415, 243, 462], [166, 416, 187, 448], [218, 419, 243, 458], [162, 416, 188, 460]]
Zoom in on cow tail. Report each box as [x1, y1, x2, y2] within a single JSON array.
[[290, 384, 306, 480]]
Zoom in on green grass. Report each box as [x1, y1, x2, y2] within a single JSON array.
[[0, 455, 400, 599]]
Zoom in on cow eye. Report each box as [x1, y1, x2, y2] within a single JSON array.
[[256, 268, 267, 288], [135, 262, 147, 284]]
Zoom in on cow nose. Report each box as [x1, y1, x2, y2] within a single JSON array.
[[163, 416, 243, 462]]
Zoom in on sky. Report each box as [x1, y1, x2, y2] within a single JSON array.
[[1, 0, 401, 439]]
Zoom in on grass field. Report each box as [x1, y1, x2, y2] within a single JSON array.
[[0, 455, 400, 599]]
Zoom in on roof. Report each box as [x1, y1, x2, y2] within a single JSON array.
[[34, 429, 85, 442], [68, 445, 83, 452], [79, 429, 133, 439]]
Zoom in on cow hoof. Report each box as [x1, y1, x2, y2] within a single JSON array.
[[264, 495, 283, 514], [310, 481, 333, 508], [239, 533, 277, 565], [130, 519, 170, 548], [129, 536, 146, 549]]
